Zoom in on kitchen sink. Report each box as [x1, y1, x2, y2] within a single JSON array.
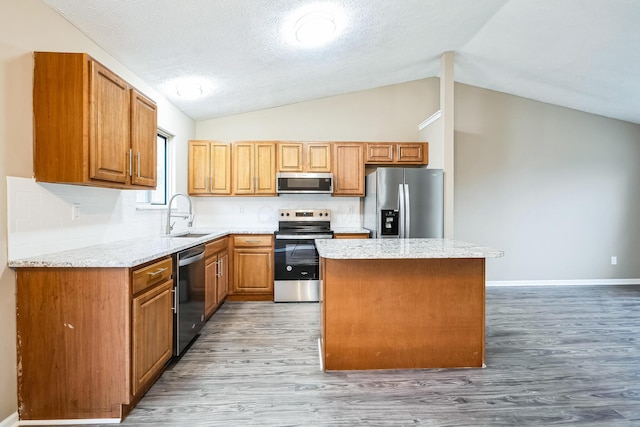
[[170, 232, 211, 238]]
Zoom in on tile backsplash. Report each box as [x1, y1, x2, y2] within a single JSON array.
[[7, 177, 164, 260], [6, 177, 362, 261]]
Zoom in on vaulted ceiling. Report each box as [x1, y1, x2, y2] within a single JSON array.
[[42, 0, 640, 124]]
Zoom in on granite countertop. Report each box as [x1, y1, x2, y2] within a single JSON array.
[[315, 238, 504, 260], [8, 228, 275, 268]]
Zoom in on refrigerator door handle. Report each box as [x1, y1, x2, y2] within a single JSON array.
[[398, 183, 405, 238], [404, 184, 411, 238]]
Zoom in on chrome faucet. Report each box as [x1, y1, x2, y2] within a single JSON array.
[[166, 193, 194, 235]]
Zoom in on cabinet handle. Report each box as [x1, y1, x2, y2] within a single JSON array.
[[300, 149, 304, 168], [216, 260, 222, 277], [244, 240, 260, 243], [137, 151, 141, 178], [171, 288, 177, 313], [128, 148, 133, 177], [148, 267, 168, 277]]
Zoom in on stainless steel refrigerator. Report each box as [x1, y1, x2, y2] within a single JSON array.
[[364, 168, 444, 238]]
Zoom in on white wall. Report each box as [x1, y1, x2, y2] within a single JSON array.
[[0, 0, 195, 421], [454, 83, 640, 282]]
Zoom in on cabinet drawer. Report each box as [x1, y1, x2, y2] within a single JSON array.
[[205, 237, 228, 258], [132, 257, 173, 294], [233, 235, 272, 247]]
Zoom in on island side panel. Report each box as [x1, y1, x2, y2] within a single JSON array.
[[321, 258, 485, 370], [16, 267, 130, 420]]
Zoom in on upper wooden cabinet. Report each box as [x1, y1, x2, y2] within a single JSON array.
[[232, 141, 276, 195], [33, 52, 157, 189], [188, 140, 232, 195], [277, 142, 331, 173], [365, 143, 428, 165], [332, 143, 365, 196]]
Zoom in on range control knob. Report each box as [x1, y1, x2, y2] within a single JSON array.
[[286, 265, 293, 272]]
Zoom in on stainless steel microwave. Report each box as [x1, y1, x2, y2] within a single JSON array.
[[276, 172, 334, 194]]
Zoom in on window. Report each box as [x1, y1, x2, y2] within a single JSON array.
[[137, 132, 170, 205]]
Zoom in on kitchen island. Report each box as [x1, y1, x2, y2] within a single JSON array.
[[315, 238, 503, 371]]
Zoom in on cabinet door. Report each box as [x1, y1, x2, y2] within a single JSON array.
[[130, 90, 157, 187], [232, 142, 255, 194], [333, 143, 364, 196], [210, 142, 232, 194], [306, 143, 331, 172], [217, 251, 229, 302], [397, 143, 425, 163], [131, 279, 173, 397], [188, 141, 211, 194], [254, 142, 276, 195], [89, 60, 131, 184], [205, 255, 218, 317], [278, 142, 303, 172], [233, 248, 273, 293], [365, 143, 394, 163]]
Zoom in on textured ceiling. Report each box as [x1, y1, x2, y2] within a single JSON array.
[[42, 0, 640, 124]]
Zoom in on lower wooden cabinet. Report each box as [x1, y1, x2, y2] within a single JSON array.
[[131, 277, 173, 397], [230, 234, 274, 298], [205, 237, 229, 318], [15, 256, 174, 422], [334, 232, 370, 239]]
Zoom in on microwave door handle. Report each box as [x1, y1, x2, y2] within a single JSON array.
[[398, 183, 405, 238], [404, 184, 410, 238]]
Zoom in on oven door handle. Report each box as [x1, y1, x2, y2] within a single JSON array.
[[275, 234, 334, 240]]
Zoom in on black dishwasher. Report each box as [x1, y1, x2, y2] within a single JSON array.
[[173, 245, 205, 356]]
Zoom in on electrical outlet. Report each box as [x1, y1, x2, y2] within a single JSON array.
[[71, 204, 80, 221], [239, 206, 244, 215], [611, 256, 617, 265]]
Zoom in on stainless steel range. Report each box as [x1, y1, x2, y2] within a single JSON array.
[[274, 209, 333, 302]]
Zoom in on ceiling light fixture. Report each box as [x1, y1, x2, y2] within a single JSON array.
[[295, 11, 336, 47], [176, 81, 203, 98]]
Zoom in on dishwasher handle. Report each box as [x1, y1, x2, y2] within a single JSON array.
[[178, 247, 205, 267]]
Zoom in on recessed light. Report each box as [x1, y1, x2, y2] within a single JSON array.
[[295, 11, 336, 46]]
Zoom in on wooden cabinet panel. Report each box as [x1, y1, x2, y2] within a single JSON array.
[[205, 257, 218, 316], [131, 90, 158, 187], [255, 142, 276, 194], [365, 143, 394, 163], [188, 141, 211, 194], [233, 141, 276, 195], [365, 142, 428, 165], [332, 143, 365, 196], [307, 143, 331, 172], [188, 140, 231, 195], [132, 258, 172, 294], [397, 143, 426, 163], [233, 249, 273, 293], [277, 143, 303, 172], [217, 252, 229, 302], [277, 142, 331, 173], [205, 238, 229, 318], [131, 279, 173, 397], [89, 60, 130, 184], [16, 268, 131, 420], [231, 234, 273, 297], [33, 52, 157, 189], [232, 142, 255, 194], [334, 233, 370, 239]]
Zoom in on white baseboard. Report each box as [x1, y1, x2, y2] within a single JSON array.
[[17, 420, 119, 426], [0, 412, 18, 427], [487, 278, 640, 287]]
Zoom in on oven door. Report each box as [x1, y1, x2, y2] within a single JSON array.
[[274, 236, 321, 281]]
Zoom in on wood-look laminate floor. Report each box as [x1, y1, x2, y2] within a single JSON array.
[[100, 285, 640, 426]]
